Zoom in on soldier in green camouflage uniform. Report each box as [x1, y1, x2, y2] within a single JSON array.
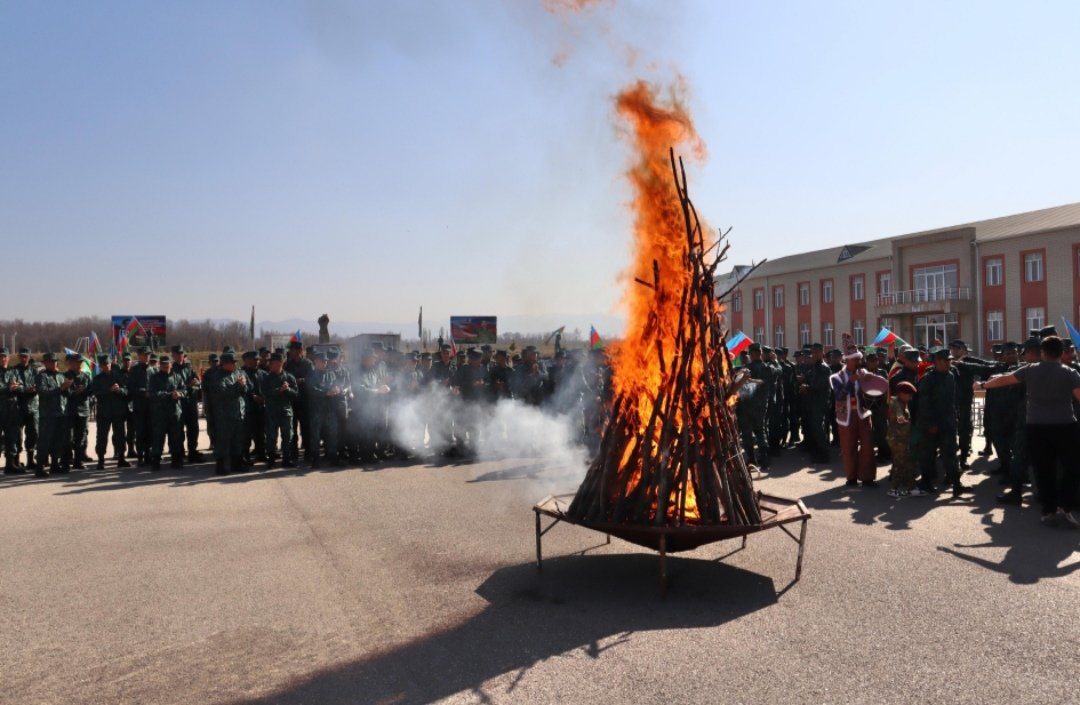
[[915, 348, 965, 497], [33, 352, 68, 476], [740, 343, 774, 469], [240, 351, 267, 464], [209, 352, 248, 475], [260, 352, 299, 468], [89, 354, 131, 469], [800, 343, 832, 463], [170, 346, 203, 462], [63, 352, 93, 469], [305, 352, 343, 468], [13, 348, 40, 469], [148, 356, 186, 469], [127, 347, 155, 466], [765, 346, 786, 456], [0, 347, 25, 472]]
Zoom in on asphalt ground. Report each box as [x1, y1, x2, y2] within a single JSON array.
[[2, 422, 1078, 705]]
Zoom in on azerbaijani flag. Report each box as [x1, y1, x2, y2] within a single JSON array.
[[88, 331, 103, 373], [290, 329, 303, 344], [1062, 316, 1080, 350], [63, 347, 94, 376], [726, 330, 752, 357], [589, 326, 603, 350], [871, 327, 907, 348]]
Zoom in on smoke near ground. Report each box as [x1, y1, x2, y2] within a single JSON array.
[[387, 387, 590, 497]]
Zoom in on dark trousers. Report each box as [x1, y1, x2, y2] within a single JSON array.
[[18, 408, 38, 457], [918, 425, 960, 487], [265, 412, 293, 460], [956, 402, 974, 455], [0, 411, 18, 459], [132, 399, 153, 460], [95, 416, 126, 459], [787, 402, 801, 443], [1026, 423, 1080, 514], [152, 412, 183, 463], [181, 400, 200, 456], [65, 415, 89, 464], [806, 408, 829, 460]]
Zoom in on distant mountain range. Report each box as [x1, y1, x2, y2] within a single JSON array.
[[250, 314, 627, 340]]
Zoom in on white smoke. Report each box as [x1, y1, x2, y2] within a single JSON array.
[[387, 387, 589, 496]]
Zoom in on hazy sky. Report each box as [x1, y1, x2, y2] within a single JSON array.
[[3, 1, 1078, 328]]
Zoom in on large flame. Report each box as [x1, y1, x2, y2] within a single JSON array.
[[610, 80, 709, 523], [613, 80, 707, 417]]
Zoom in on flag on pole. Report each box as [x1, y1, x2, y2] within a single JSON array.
[[289, 329, 303, 344], [250, 306, 256, 345], [870, 327, 907, 348], [589, 326, 603, 350], [1062, 316, 1080, 350], [418, 306, 423, 339], [544, 325, 566, 345], [88, 331, 102, 373], [63, 347, 93, 376], [726, 330, 752, 357]]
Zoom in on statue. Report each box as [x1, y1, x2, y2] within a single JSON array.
[[318, 314, 330, 344]]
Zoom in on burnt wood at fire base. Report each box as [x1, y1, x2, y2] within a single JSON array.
[[567, 149, 765, 529]]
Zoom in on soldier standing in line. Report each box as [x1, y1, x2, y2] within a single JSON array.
[[765, 346, 786, 457], [862, 348, 891, 461], [127, 347, 155, 466], [305, 351, 342, 469], [0, 347, 25, 473], [997, 339, 1039, 504], [148, 355, 186, 470], [800, 343, 832, 464], [427, 344, 456, 450], [351, 348, 391, 462], [327, 349, 352, 461], [210, 351, 248, 475], [115, 352, 137, 460], [284, 341, 313, 461], [33, 353, 68, 476], [260, 352, 298, 468], [201, 353, 222, 452], [789, 349, 806, 447], [63, 352, 93, 470], [258, 347, 271, 372], [914, 347, 965, 497], [452, 348, 488, 455], [240, 351, 267, 464], [89, 354, 130, 469], [14, 348, 40, 469], [170, 346, 203, 463]]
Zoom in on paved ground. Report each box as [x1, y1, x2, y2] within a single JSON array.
[[2, 424, 1078, 705]]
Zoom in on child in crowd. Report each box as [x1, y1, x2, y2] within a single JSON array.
[[887, 381, 920, 497]]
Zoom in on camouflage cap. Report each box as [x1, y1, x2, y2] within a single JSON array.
[[0, 347, 8, 355], [42, 352, 58, 362], [220, 352, 237, 363], [158, 355, 172, 364], [208, 353, 219, 361], [269, 352, 284, 361]]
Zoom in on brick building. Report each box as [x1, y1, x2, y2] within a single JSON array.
[[719, 202, 1080, 356]]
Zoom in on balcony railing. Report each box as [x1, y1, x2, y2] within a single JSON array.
[[877, 287, 971, 307]]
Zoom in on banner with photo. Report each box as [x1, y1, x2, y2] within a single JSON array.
[[450, 316, 497, 345]]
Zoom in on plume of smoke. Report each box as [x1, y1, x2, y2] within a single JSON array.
[[387, 387, 590, 496]]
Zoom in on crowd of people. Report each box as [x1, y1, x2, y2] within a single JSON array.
[[5, 326, 1079, 529], [733, 325, 1080, 528], [0, 341, 612, 477]]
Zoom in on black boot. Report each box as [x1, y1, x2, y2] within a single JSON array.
[[96, 457, 105, 470], [117, 456, 131, 468], [996, 486, 1023, 506], [266, 453, 278, 469], [215, 458, 228, 476], [26, 451, 37, 470]]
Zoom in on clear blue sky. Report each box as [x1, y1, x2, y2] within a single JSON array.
[[3, 1, 1078, 329]]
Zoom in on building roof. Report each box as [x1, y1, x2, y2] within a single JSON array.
[[726, 201, 1080, 281]]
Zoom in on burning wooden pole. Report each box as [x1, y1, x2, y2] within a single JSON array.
[[567, 149, 761, 528]]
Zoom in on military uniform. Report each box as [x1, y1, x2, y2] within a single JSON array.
[[201, 354, 223, 451], [0, 349, 23, 471], [63, 359, 93, 469], [240, 354, 267, 463], [742, 344, 774, 469], [148, 358, 186, 469], [305, 354, 340, 468], [765, 349, 786, 454], [209, 354, 248, 474], [801, 347, 832, 463], [915, 349, 962, 495], [284, 346, 314, 459], [453, 351, 489, 451], [948, 341, 1000, 467], [127, 352, 155, 465], [259, 357, 298, 467], [170, 347, 203, 462], [33, 355, 68, 474], [328, 352, 352, 460], [115, 355, 136, 459], [13, 350, 40, 469], [89, 358, 130, 468]]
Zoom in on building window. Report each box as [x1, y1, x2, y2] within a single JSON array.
[[985, 258, 1003, 287], [1024, 252, 1044, 282], [913, 263, 958, 301], [853, 320, 865, 346], [754, 289, 764, 310], [913, 314, 959, 349], [755, 327, 765, 344], [852, 276, 865, 301], [822, 280, 833, 304], [774, 326, 784, 348], [1026, 307, 1045, 333], [878, 272, 891, 296], [823, 322, 834, 347], [799, 324, 810, 346], [799, 283, 809, 306], [733, 291, 742, 312], [773, 286, 784, 308], [879, 317, 894, 332], [986, 311, 1003, 342]]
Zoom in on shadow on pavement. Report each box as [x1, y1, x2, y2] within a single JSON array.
[[937, 509, 1080, 584], [226, 555, 777, 705]]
